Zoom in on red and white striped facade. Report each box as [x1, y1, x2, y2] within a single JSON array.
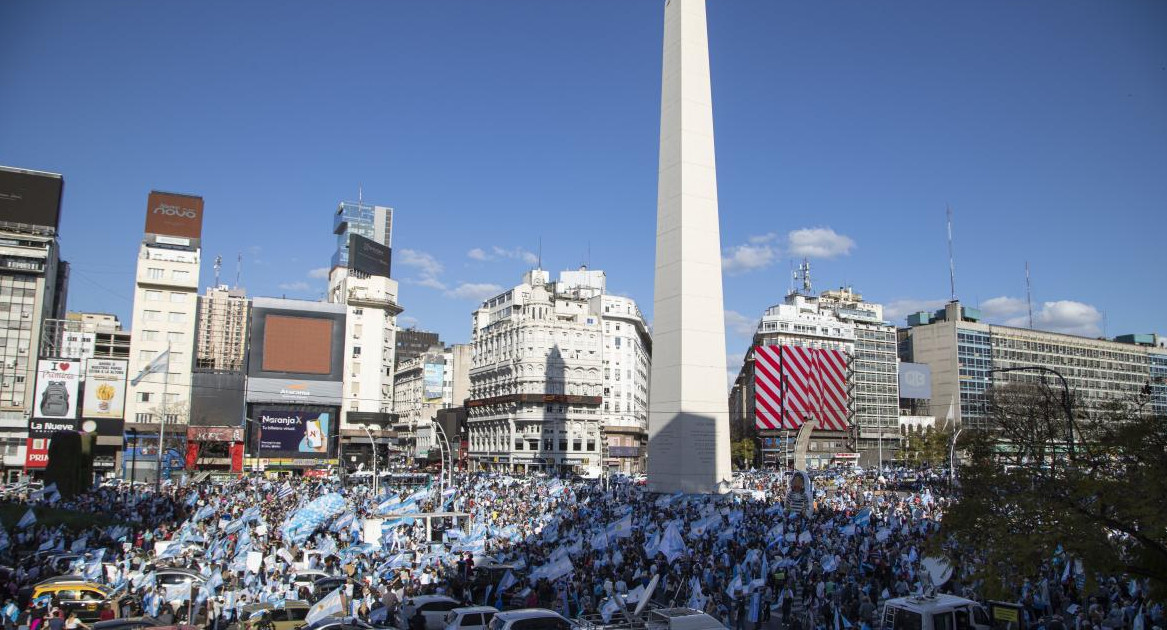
[[754, 344, 852, 431]]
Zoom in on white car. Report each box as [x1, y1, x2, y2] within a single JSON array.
[[398, 595, 462, 630], [443, 606, 499, 630], [486, 609, 573, 630]]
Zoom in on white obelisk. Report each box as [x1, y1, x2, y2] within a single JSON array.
[[647, 0, 731, 494]]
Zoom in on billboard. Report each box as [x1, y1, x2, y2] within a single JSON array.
[[190, 372, 246, 426], [424, 362, 445, 402], [263, 315, 332, 374], [0, 166, 64, 229], [144, 191, 204, 239], [32, 359, 81, 420], [754, 345, 851, 431], [257, 408, 334, 458], [898, 362, 933, 399], [246, 378, 342, 406], [247, 298, 345, 383], [348, 234, 391, 278], [82, 359, 128, 419]]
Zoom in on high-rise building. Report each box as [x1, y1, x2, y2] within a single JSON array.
[[0, 166, 68, 480], [65, 312, 131, 359], [395, 328, 440, 367], [466, 268, 650, 475], [328, 199, 401, 455], [392, 343, 470, 461], [728, 268, 900, 468], [125, 191, 203, 433], [899, 301, 1167, 430], [195, 285, 249, 372]]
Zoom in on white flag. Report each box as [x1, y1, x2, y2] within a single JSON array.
[[306, 587, 346, 625], [131, 349, 170, 386], [17, 509, 36, 529]]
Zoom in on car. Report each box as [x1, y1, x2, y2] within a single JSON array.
[[292, 570, 333, 594], [397, 595, 462, 630], [154, 568, 206, 589], [486, 609, 572, 630], [241, 601, 311, 630], [299, 616, 379, 630], [30, 580, 117, 622], [443, 606, 499, 630], [92, 616, 165, 630], [311, 577, 356, 601]]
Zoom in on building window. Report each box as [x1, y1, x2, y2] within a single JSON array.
[[169, 292, 187, 303], [139, 350, 156, 362], [135, 413, 151, 423], [142, 330, 160, 342], [353, 346, 361, 357], [168, 312, 186, 323], [587, 440, 596, 451], [145, 290, 162, 301], [147, 268, 164, 280], [167, 332, 183, 343], [143, 310, 162, 322], [172, 270, 190, 280], [137, 392, 152, 402]]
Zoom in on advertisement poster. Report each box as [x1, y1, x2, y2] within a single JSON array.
[[423, 363, 445, 402], [82, 359, 128, 419], [259, 409, 331, 456], [32, 359, 80, 420]]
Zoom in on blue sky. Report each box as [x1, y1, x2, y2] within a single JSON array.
[[2, 0, 1165, 376]]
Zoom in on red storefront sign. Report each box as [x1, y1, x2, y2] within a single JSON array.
[[229, 443, 245, 472]]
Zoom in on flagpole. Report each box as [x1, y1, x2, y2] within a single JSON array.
[[155, 342, 170, 494]]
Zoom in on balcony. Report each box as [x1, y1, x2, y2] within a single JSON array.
[[347, 288, 403, 314]]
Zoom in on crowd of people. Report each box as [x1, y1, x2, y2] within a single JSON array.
[[0, 467, 1158, 630]]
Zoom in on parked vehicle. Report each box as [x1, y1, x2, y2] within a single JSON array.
[[397, 595, 462, 630], [880, 594, 993, 630], [29, 580, 116, 622], [241, 600, 311, 630], [443, 606, 499, 630], [487, 609, 573, 630]]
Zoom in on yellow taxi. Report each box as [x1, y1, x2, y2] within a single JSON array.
[[31, 580, 115, 621]]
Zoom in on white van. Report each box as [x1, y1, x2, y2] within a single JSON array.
[[880, 594, 992, 630]]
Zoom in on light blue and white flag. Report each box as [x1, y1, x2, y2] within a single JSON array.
[[17, 509, 36, 529], [305, 587, 346, 625], [131, 349, 169, 386]]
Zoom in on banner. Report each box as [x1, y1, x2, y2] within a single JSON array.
[[259, 409, 332, 457], [32, 360, 81, 420], [82, 359, 128, 419], [423, 363, 445, 402]]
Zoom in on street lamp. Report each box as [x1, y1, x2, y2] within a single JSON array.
[[430, 420, 453, 494], [988, 366, 1077, 463], [360, 424, 379, 496], [949, 427, 963, 489]]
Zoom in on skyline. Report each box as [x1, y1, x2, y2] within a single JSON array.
[[2, 0, 1164, 377]]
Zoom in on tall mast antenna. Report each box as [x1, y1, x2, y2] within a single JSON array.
[[1026, 261, 1034, 328], [236, 252, 243, 289], [213, 255, 222, 287], [947, 205, 957, 301]]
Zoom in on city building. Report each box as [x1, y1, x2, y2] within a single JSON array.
[[195, 285, 249, 372], [125, 192, 203, 432], [395, 328, 440, 367], [466, 267, 649, 475], [0, 166, 68, 481], [65, 312, 131, 359], [327, 199, 401, 463], [899, 301, 1167, 431], [393, 343, 471, 462], [728, 265, 900, 468]]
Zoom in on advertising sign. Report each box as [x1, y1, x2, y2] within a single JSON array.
[[423, 362, 445, 402], [144, 191, 204, 239], [348, 234, 391, 278], [898, 362, 933, 399], [0, 166, 64, 229], [82, 359, 128, 419], [258, 409, 333, 457], [247, 378, 343, 405], [32, 359, 80, 420]]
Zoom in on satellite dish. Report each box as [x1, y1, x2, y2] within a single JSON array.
[[921, 556, 953, 588]]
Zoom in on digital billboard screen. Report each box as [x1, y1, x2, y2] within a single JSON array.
[[0, 166, 64, 229], [144, 191, 204, 239], [190, 372, 246, 426], [348, 233, 391, 278], [257, 407, 334, 458], [424, 362, 445, 402], [262, 315, 332, 374]]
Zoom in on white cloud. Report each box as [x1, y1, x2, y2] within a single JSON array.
[[726, 351, 747, 391], [787, 227, 855, 259], [1008, 300, 1102, 337], [980, 296, 1028, 320], [724, 310, 759, 337], [398, 248, 446, 290], [467, 246, 539, 265], [445, 283, 504, 302], [467, 248, 490, 261], [278, 281, 311, 292], [722, 242, 777, 275], [308, 267, 330, 279], [398, 315, 420, 328], [749, 233, 778, 244], [884, 298, 947, 323]]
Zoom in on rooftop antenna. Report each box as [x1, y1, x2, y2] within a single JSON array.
[[358, 184, 363, 206], [947, 205, 957, 301], [235, 252, 242, 289], [789, 260, 796, 296], [799, 258, 813, 295], [213, 255, 222, 288], [1025, 261, 1034, 328], [537, 237, 543, 269]]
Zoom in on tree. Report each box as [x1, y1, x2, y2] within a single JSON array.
[[938, 382, 1167, 599], [731, 438, 757, 470], [901, 426, 952, 467]]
